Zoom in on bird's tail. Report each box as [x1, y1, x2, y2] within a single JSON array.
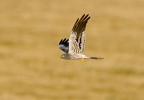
[[90, 57, 104, 60]]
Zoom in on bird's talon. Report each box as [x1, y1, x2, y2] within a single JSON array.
[[81, 58, 86, 63]]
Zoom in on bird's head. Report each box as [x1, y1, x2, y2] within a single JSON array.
[[61, 54, 69, 59]]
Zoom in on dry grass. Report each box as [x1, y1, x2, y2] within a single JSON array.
[[0, 0, 144, 100]]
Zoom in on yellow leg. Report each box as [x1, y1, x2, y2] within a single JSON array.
[[81, 58, 86, 63]]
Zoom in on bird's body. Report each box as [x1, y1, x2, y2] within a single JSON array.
[[61, 53, 89, 60], [59, 14, 103, 62]]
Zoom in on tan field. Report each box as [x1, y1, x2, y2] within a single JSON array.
[[0, 0, 144, 100]]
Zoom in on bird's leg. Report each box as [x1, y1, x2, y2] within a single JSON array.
[[81, 58, 86, 63]]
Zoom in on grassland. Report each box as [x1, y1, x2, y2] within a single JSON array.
[[0, 0, 144, 100]]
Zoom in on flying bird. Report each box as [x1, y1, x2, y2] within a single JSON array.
[[59, 14, 103, 63]]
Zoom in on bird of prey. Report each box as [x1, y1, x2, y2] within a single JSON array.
[[59, 14, 103, 63]]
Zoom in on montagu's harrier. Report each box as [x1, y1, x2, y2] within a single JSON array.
[[59, 14, 103, 63]]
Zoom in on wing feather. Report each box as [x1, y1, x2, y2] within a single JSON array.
[[69, 14, 90, 54], [69, 32, 80, 54], [59, 38, 69, 53]]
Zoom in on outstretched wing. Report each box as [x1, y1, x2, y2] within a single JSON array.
[[69, 14, 90, 54], [59, 38, 69, 53]]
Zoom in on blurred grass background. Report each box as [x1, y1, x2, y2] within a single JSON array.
[[0, 0, 144, 100]]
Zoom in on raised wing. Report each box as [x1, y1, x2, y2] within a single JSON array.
[[69, 14, 90, 54], [59, 38, 69, 53]]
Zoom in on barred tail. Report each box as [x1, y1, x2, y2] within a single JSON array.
[[90, 57, 104, 60]]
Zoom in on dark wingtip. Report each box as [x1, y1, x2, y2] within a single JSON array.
[[59, 38, 69, 45], [72, 14, 91, 33]]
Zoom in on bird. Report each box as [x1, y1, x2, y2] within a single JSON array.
[[59, 14, 103, 63]]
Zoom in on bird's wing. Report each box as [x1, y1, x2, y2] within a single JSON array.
[[59, 38, 69, 53], [69, 14, 90, 54]]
